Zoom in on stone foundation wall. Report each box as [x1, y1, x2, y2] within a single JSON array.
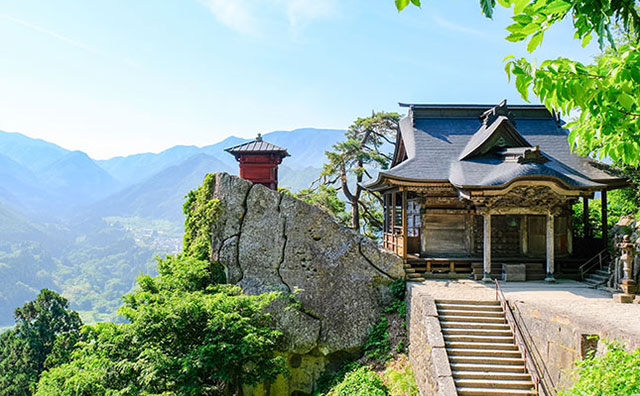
[[511, 300, 640, 391], [406, 284, 456, 396]]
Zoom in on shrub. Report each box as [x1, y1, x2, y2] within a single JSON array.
[[364, 317, 391, 361], [330, 366, 388, 396], [383, 357, 419, 396], [558, 340, 640, 396]]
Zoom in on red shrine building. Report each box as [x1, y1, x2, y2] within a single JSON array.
[[225, 134, 289, 190]]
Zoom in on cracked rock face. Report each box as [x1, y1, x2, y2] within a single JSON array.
[[209, 172, 405, 356]]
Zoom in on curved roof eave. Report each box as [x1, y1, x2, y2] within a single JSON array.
[[450, 175, 605, 192]]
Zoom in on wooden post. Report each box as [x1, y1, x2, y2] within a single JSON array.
[[601, 190, 608, 245], [521, 215, 528, 255], [583, 197, 590, 238], [391, 193, 397, 253], [545, 212, 555, 282], [402, 190, 408, 259], [483, 213, 492, 282], [567, 214, 573, 255]]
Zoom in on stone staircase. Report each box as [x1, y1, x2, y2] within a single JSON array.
[[436, 299, 537, 396], [583, 266, 610, 288]]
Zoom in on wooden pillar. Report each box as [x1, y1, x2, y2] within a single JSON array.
[[583, 197, 590, 238], [601, 190, 608, 244], [483, 213, 492, 282], [567, 213, 573, 255], [402, 190, 408, 259], [521, 215, 528, 255], [545, 212, 556, 282]]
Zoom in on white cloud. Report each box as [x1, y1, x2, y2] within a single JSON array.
[[198, 0, 338, 36], [198, 0, 259, 35], [281, 0, 338, 29]]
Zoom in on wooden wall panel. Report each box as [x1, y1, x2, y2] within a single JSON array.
[[421, 214, 467, 256]]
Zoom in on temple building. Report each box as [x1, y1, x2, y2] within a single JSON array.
[[364, 101, 628, 281]]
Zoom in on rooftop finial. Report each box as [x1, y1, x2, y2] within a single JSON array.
[[256, 133, 263, 142]]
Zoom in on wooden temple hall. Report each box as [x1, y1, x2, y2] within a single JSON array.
[[364, 101, 628, 281]]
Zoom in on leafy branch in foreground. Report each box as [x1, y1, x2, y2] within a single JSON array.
[[505, 43, 640, 165]]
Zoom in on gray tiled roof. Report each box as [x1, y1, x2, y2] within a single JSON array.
[[365, 103, 626, 191], [225, 137, 289, 156]]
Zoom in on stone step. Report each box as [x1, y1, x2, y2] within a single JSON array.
[[436, 299, 500, 306], [449, 355, 525, 365], [443, 328, 512, 336], [440, 321, 511, 330], [437, 303, 504, 312], [453, 371, 531, 381], [407, 272, 423, 278], [406, 277, 425, 282], [446, 341, 518, 350], [438, 309, 505, 317], [444, 334, 515, 343], [594, 269, 610, 276], [589, 273, 608, 281], [455, 378, 534, 390], [451, 363, 527, 373], [448, 348, 522, 358], [439, 315, 506, 324], [456, 386, 536, 396]]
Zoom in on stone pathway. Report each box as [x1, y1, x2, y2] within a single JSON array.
[[410, 279, 640, 348]]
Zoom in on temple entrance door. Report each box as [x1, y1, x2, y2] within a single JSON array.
[[527, 215, 546, 256]]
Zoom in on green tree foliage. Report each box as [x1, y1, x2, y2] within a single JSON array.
[[182, 173, 220, 261], [558, 340, 640, 396], [316, 111, 400, 233], [290, 185, 352, 227], [0, 289, 82, 396], [330, 366, 389, 396], [397, 0, 640, 166], [36, 255, 287, 396]]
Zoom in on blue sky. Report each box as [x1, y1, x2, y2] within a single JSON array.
[[0, 0, 599, 159]]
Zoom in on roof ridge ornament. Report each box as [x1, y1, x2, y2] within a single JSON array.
[[517, 145, 549, 164], [256, 133, 263, 142], [480, 99, 516, 127]]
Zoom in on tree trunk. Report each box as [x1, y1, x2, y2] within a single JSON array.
[[351, 196, 360, 230]]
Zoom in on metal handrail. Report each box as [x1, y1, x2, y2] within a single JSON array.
[[578, 249, 609, 281], [495, 280, 555, 396]]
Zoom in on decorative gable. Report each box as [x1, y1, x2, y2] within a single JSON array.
[[458, 114, 531, 160]]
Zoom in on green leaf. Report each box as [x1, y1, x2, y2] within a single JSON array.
[[619, 93, 634, 111], [581, 33, 593, 47], [480, 0, 496, 18], [505, 32, 528, 42], [512, 14, 533, 24], [506, 23, 524, 33], [527, 31, 544, 52], [630, 67, 640, 85], [513, 0, 529, 14], [395, 0, 410, 11], [520, 22, 541, 35], [410, 0, 421, 6], [543, 0, 571, 15]]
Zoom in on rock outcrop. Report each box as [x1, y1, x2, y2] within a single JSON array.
[[207, 172, 404, 394]]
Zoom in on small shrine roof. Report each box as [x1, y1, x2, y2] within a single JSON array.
[[225, 134, 290, 156]]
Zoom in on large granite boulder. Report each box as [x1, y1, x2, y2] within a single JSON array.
[[207, 173, 404, 393]]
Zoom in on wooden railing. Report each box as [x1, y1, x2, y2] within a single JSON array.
[[495, 280, 556, 396], [383, 230, 404, 257], [578, 249, 610, 281]]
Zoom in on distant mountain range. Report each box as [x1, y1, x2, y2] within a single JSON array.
[[0, 128, 345, 222], [0, 127, 345, 326]]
